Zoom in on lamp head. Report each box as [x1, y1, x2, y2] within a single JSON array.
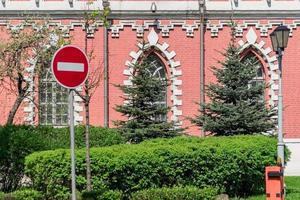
[[270, 25, 290, 53]]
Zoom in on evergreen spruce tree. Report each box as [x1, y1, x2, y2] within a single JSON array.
[[115, 53, 182, 143], [192, 25, 275, 136]]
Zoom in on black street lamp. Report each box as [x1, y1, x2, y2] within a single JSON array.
[[270, 25, 290, 167]]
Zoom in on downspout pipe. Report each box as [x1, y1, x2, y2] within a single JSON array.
[[199, 0, 206, 137], [104, 25, 109, 127], [103, 0, 110, 127]]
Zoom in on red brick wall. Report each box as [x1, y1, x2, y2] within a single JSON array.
[[1, 19, 300, 139]]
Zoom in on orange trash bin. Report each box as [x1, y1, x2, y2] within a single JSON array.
[[265, 166, 284, 200]]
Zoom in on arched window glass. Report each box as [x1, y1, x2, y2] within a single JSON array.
[[144, 53, 167, 121], [39, 68, 68, 126], [242, 53, 265, 102], [242, 53, 264, 87]]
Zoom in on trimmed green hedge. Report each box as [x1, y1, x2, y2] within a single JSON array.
[[0, 189, 42, 200], [0, 126, 46, 192], [34, 125, 124, 149], [10, 189, 42, 200], [0, 192, 4, 200], [81, 190, 122, 200], [25, 135, 278, 199], [130, 186, 219, 200], [0, 125, 124, 192]]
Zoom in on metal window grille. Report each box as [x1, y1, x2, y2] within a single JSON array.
[[39, 69, 68, 126], [145, 54, 167, 122], [242, 53, 265, 102]]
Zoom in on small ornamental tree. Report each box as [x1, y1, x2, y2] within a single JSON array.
[[115, 53, 182, 143], [0, 18, 64, 124], [191, 25, 275, 136], [74, 6, 110, 191]]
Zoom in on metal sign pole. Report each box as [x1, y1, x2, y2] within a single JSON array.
[[69, 89, 76, 200], [52, 45, 89, 200]]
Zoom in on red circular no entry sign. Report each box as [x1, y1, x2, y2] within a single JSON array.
[[51, 45, 89, 89]]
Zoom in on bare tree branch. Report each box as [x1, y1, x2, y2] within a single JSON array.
[[0, 17, 64, 124]]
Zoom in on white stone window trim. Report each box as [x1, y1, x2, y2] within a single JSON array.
[[238, 27, 279, 109], [24, 61, 83, 126], [124, 29, 183, 126], [238, 28, 279, 136], [23, 58, 36, 125]]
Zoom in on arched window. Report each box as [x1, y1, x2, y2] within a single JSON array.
[[39, 68, 68, 126], [144, 53, 167, 121], [242, 53, 264, 87], [242, 52, 265, 102]]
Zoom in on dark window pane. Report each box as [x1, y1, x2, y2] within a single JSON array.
[[63, 115, 68, 124], [144, 53, 167, 122], [47, 114, 52, 124], [242, 53, 265, 103], [40, 115, 45, 124], [257, 68, 263, 78]]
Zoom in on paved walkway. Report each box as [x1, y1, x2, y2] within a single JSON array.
[[284, 139, 300, 176]]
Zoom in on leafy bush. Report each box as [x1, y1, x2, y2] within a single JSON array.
[[130, 186, 219, 200], [10, 189, 42, 200], [0, 125, 46, 192], [0, 192, 4, 200], [82, 190, 122, 200], [34, 125, 124, 149], [25, 135, 278, 199], [0, 189, 42, 200], [0, 125, 124, 192]]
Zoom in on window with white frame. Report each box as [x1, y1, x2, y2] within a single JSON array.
[[144, 53, 167, 121], [39, 69, 68, 126]]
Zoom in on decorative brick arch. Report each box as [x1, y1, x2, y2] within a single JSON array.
[[123, 29, 183, 125], [238, 27, 279, 108]]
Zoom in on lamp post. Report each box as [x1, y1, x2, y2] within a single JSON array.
[[270, 25, 290, 167]]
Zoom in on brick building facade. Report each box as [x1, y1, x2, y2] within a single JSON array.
[[1, 0, 300, 146]]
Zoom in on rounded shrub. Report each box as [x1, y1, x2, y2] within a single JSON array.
[[34, 125, 124, 149], [130, 186, 219, 200], [0, 192, 4, 200], [81, 190, 122, 200], [0, 125, 46, 192], [25, 135, 278, 199], [0, 125, 124, 192], [3, 189, 42, 200]]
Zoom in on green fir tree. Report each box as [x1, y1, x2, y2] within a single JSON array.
[[115, 53, 182, 143], [192, 26, 275, 136]]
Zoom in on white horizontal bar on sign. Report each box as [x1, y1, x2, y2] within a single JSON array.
[[58, 62, 84, 72]]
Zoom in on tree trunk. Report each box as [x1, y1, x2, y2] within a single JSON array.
[[6, 95, 25, 125], [84, 21, 92, 191], [85, 99, 92, 191]]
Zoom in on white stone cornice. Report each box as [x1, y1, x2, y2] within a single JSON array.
[[110, 20, 199, 38], [0, 20, 103, 38], [2, 19, 300, 40], [207, 20, 297, 37], [2, 0, 300, 12]]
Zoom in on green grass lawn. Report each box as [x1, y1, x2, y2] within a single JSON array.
[[231, 176, 300, 200], [284, 176, 300, 200]]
